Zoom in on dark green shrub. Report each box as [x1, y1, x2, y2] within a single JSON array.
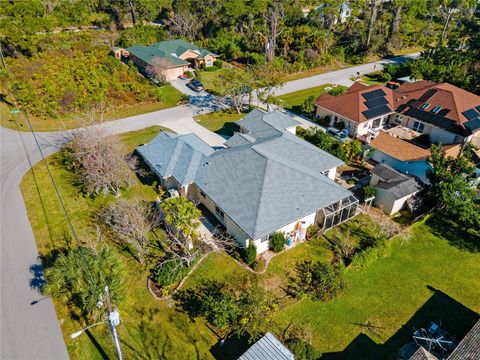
[[270, 232, 286, 252], [328, 86, 346, 96], [288, 260, 345, 301], [243, 244, 257, 266], [306, 224, 320, 239], [184, 71, 193, 78], [288, 340, 322, 360], [213, 60, 223, 68], [152, 260, 189, 290], [204, 65, 219, 72]]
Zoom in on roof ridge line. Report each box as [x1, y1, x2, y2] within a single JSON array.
[[251, 156, 271, 238]]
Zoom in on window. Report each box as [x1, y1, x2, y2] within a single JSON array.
[[413, 121, 425, 133], [200, 190, 206, 198], [431, 106, 441, 114], [420, 102, 430, 110], [215, 206, 224, 219], [394, 114, 402, 124], [372, 118, 381, 128], [260, 233, 273, 243]]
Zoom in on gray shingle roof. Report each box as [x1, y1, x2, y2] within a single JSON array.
[[409, 346, 438, 360], [239, 332, 294, 360], [137, 110, 353, 240], [195, 132, 349, 239], [136, 132, 214, 186], [236, 109, 300, 136], [447, 319, 480, 360], [373, 164, 423, 199]]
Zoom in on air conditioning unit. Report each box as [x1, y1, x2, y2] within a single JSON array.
[[167, 189, 180, 198]]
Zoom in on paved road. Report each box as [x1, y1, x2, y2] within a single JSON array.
[[0, 52, 418, 359]]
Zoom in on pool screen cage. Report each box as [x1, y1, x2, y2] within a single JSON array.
[[316, 195, 359, 231]]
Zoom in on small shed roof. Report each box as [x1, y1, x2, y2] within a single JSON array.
[[238, 332, 294, 360]]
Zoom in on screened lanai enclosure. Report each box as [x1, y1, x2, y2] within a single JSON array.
[[316, 195, 359, 231]]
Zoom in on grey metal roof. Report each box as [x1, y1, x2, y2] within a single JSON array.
[[136, 132, 214, 186], [195, 132, 350, 239], [239, 332, 294, 360], [371, 164, 406, 182]]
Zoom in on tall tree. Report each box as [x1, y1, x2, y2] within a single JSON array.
[[366, 0, 380, 49], [214, 68, 253, 114], [264, 2, 282, 62]]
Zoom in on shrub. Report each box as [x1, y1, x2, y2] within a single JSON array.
[[152, 259, 189, 290], [270, 233, 286, 253], [243, 244, 257, 266], [328, 86, 346, 96], [362, 185, 376, 201], [184, 72, 194, 78], [213, 60, 223, 68], [350, 240, 392, 269], [288, 340, 322, 360], [288, 260, 345, 301], [306, 224, 320, 239], [204, 65, 219, 72]]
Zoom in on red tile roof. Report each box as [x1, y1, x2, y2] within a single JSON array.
[[316, 81, 480, 133], [315, 84, 395, 123]]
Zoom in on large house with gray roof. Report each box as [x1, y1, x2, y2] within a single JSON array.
[[116, 39, 218, 81], [137, 110, 358, 254]]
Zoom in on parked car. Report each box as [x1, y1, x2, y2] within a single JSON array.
[[327, 128, 349, 142], [187, 79, 204, 92]]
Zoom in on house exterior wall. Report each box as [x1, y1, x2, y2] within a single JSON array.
[[179, 49, 200, 60], [370, 150, 430, 184], [374, 188, 412, 215], [252, 212, 317, 254], [328, 168, 336, 180], [393, 114, 463, 145], [468, 132, 480, 147], [187, 184, 251, 248], [315, 105, 390, 138], [285, 126, 297, 135], [163, 66, 188, 81], [204, 54, 216, 67]]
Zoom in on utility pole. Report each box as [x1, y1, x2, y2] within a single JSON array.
[[104, 286, 123, 360]]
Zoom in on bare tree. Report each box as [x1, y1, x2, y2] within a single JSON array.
[[169, 10, 201, 40], [366, 0, 380, 49], [66, 123, 134, 196], [214, 68, 253, 114], [258, 2, 283, 63], [100, 198, 153, 263], [146, 57, 175, 84]]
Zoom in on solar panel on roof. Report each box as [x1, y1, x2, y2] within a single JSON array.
[[463, 108, 479, 120], [419, 88, 438, 102], [476, 106, 480, 112], [362, 89, 386, 101], [365, 97, 388, 109], [362, 105, 391, 119], [465, 118, 480, 132]]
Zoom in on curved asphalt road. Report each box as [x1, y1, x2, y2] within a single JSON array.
[[0, 53, 418, 359]]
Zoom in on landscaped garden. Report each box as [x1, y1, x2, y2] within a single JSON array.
[[22, 124, 480, 359]]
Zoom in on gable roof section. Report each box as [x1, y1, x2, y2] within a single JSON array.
[[409, 346, 438, 360], [369, 131, 430, 161], [136, 132, 214, 186], [127, 39, 216, 68], [196, 132, 349, 239], [239, 332, 294, 360], [236, 109, 300, 138], [315, 84, 395, 123]]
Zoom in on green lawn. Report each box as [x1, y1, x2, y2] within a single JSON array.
[[193, 110, 245, 137], [1, 85, 183, 132], [197, 68, 231, 93], [21, 125, 222, 360], [276, 85, 346, 114]]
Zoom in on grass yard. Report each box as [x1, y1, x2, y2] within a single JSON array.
[[193, 110, 245, 138], [276, 85, 346, 114], [1, 85, 183, 132], [21, 125, 224, 360], [197, 68, 231, 93]]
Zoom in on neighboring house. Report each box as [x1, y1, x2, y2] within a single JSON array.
[[315, 81, 480, 146], [118, 39, 218, 81], [315, 2, 352, 24], [370, 164, 424, 215], [238, 332, 294, 360], [368, 130, 431, 183], [368, 130, 462, 184], [137, 110, 359, 254]]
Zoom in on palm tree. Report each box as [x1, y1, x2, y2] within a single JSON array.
[[43, 246, 126, 321]]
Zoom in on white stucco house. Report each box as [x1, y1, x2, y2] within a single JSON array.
[[137, 109, 359, 254]]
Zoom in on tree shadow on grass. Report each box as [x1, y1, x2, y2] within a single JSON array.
[[215, 122, 240, 139], [321, 286, 479, 359], [426, 215, 480, 253], [210, 334, 251, 359]]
